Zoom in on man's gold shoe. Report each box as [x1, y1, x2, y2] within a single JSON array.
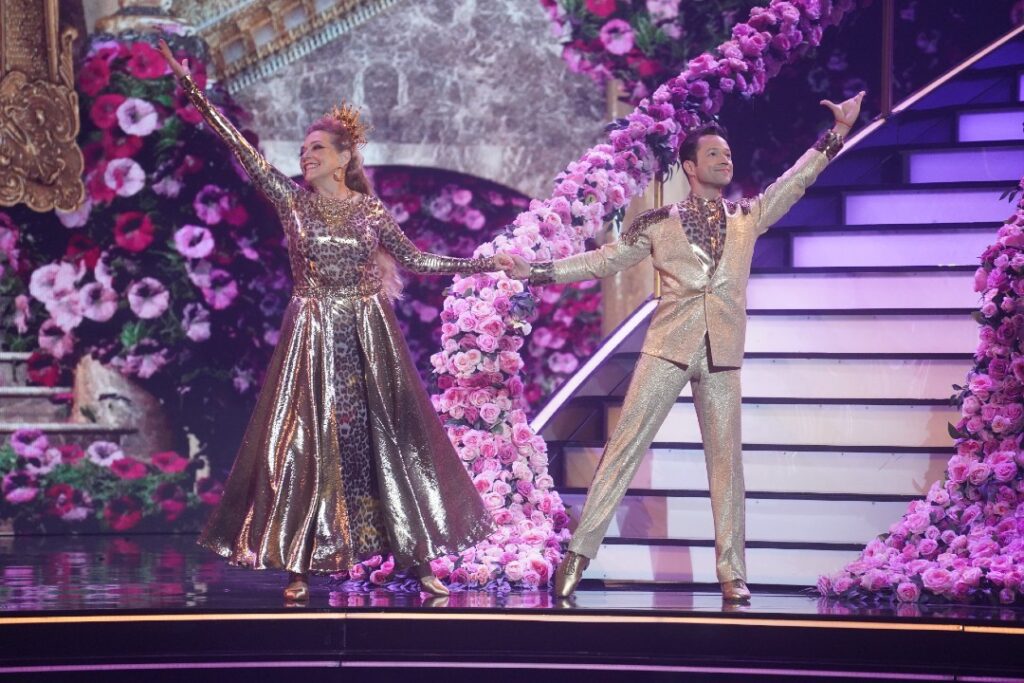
[[721, 578, 751, 603], [553, 551, 590, 598]]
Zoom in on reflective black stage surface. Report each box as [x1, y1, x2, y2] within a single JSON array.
[[2, 534, 1024, 682]]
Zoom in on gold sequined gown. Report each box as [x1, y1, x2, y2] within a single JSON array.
[[181, 75, 495, 574]]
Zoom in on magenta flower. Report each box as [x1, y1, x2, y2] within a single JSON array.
[[104, 158, 145, 197], [202, 269, 239, 310], [599, 19, 635, 56], [111, 457, 149, 480], [79, 282, 118, 322], [128, 277, 169, 319], [116, 97, 159, 136], [152, 451, 189, 474]]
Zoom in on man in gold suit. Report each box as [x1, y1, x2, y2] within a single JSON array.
[[507, 92, 865, 601]]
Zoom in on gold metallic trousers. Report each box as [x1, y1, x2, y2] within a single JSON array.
[[568, 340, 747, 583]]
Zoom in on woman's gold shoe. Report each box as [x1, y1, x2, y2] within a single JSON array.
[[415, 564, 450, 597], [284, 572, 309, 602], [553, 551, 590, 598], [721, 579, 751, 602]]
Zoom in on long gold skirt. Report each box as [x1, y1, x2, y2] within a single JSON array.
[[198, 292, 494, 574]]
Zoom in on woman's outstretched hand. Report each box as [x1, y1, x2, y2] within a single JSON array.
[[158, 39, 191, 80], [820, 90, 865, 137], [493, 253, 530, 279]]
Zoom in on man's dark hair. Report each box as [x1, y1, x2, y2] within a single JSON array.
[[678, 122, 730, 169]]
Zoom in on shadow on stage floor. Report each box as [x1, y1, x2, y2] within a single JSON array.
[[1, 533, 1022, 681]]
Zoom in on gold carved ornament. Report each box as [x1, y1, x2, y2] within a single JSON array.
[[0, 0, 85, 212]]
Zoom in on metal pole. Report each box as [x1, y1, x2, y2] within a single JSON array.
[[653, 174, 664, 298], [881, 0, 895, 117]]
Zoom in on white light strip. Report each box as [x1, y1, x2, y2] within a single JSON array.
[[530, 298, 658, 434]]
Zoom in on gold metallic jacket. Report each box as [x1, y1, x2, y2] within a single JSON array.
[[533, 147, 831, 368]]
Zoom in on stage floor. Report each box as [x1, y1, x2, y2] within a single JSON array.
[[2, 533, 1024, 681]]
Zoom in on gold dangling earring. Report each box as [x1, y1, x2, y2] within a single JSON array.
[[332, 168, 344, 182]]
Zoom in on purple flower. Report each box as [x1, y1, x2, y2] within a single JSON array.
[[86, 440, 124, 467], [2, 472, 38, 504], [645, 0, 679, 21], [174, 225, 215, 259], [113, 339, 170, 379], [104, 158, 145, 197], [29, 262, 78, 304], [116, 97, 159, 136], [11, 429, 48, 459], [38, 318, 75, 359], [194, 185, 228, 225], [599, 19, 635, 56], [182, 302, 211, 342], [128, 277, 169, 319], [56, 198, 93, 229], [79, 282, 118, 322], [202, 269, 239, 310]]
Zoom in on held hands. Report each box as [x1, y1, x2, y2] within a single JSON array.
[[820, 90, 865, 137], [157, 39, 191, 80], [492, 253, 530, 279]]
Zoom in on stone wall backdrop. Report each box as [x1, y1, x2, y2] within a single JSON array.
[[224, 0, 607, 199]]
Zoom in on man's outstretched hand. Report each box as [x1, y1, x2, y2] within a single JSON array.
[[820, 90, 865, 137]]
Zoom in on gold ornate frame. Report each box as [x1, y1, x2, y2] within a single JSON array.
[[0, 0, 84, 212]]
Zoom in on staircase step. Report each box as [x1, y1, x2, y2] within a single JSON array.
[[0, 352, 30, 386], [0, 387, 72, 422], [959, 107, 1024, 142], [906, 146, 1024, 183], [700, 356, 963, 399], [844, 186, 1013, 225], [585, 354, 969, 400], [0, 423, 135, 445], [791, 227, 993, 267], [585, 543, 857, 586], [748, 270, 977, 309], [605, 402, 958, 449], [744, 312, 974, 354], [560, 445, 949, 496], [561, 492, 907, 546]]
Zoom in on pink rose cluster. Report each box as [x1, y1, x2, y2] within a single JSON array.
[[820, 186, 1024, 605]]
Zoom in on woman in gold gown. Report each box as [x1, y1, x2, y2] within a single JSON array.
[[159, 42, 511, 601]]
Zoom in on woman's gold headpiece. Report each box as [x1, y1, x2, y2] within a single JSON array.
[[329, 101, 370, 147]]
